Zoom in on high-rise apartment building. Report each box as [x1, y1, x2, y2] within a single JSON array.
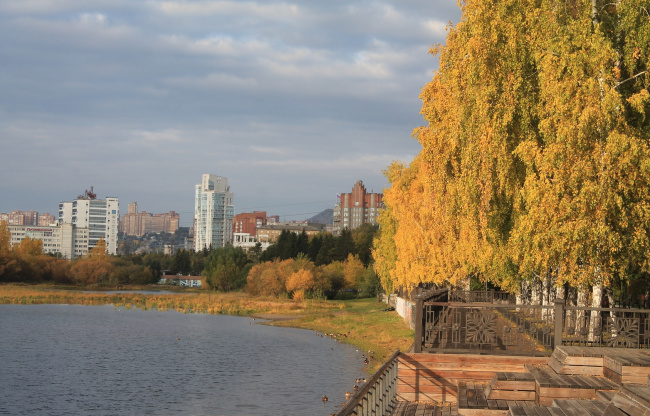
[[38, 213, 56, 226], [120, 202, 180, 236], [0, 210, 39, 226], [59, 196, 119, 255], [194, 174, 234, 251], [333, 180, 383, 235]]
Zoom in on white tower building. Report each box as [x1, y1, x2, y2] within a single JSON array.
[[194, 174, 234, 251], [59, 196, 119, 255]]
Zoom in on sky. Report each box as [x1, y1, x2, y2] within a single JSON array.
[[0, 0, 461, 227]]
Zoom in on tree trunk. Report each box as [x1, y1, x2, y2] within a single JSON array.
[[541, 273, 551, 319], [589, 279, 603, 342], [516, 280, 529, 305], [554, 284, 565, 322], [606, 286, 618, 339], [576, 285, 589, 339], [531, 277, 542, 306]]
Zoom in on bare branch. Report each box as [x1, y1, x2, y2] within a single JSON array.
[[615, 70, 648, 88]]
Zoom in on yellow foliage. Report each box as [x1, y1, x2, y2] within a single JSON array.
[[342, 254, 364, 289], [286, 269, 315, 292], [373, 0, 650, 293], [15, 237, 43, 257]]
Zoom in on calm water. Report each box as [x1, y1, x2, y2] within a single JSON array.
[[0, 305, 366, 415]]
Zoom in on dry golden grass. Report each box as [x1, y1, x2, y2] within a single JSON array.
[[0, 284, 344, 315]]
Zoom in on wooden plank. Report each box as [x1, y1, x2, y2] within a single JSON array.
[[507, 405, 527, 416], [563, 355, 605, 366], [398, 384, 458, 395], [467, 382, 478, 409], [603, 367, 622, 385], [400, 353, 544, 362], [602, 402, 629, 416], [555, 399, 607, 416], [533, 405, 554, 416], [459, 382, 469, 409], [527, 365, 571, 388], [476, 383, 489, 409], [487, 399, 498, 410], [399, 369, 504, 381], [491, 380, 537, 391], [546, 407, 567, 416], [621, 365, 650, 377], [547, 357, 565, 375], [399, 361, 545, 372], [596, 390, 617, 403], [486, 390, 536, 401], [398, 392, 455, 403], [551, 346, 569, 363], [456, 409, 507, 416], [609, 385, 650, 416], [400, 354, 548, 366], [623, 384, 650, 407], [538, 387, 596, 399], [553, 399, 584, 416], [399, 373, 461, 386]]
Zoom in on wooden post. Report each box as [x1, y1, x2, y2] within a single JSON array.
[[414, 297, 424, 353], [554, 298, 565, 349]]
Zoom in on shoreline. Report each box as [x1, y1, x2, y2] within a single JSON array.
[[0, 284, 414, 371], [248, 313, 304, 322]]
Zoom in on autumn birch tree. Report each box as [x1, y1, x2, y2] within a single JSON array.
[[376, 0, 650, 300]]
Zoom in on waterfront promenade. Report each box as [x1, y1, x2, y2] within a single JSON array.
[[337, 289, 650, 416], [339, 346, 650, 415]]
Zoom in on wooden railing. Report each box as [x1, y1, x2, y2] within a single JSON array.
[[335, 350, 400, 416], [414, 291, 650, 354]]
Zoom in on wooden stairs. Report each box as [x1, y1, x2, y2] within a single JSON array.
[[450, 346, 650, 416]]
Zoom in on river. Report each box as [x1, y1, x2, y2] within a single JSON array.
[[0, 304, 366, 415]]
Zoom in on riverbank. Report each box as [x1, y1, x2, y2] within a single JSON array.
[[0, 284, 413, 372]]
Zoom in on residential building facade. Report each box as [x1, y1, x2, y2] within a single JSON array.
[[0, 210, 39, 226], [194, 174, 234, 251], [38, 213, 56, 226], [255, 223, 324, 244], [232, 211, 267, 236], [333, 180, 384, 235], [120, 202, 180, 236], [8, 223, 89, 259], [58, 197, 120, 255]]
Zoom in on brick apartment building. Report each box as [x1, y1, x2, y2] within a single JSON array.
[[333, 180, 384, 235], [120, 202, 180, 236]]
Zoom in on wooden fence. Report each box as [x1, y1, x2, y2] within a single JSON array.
[[413, 290, 650, 354], [335, 350, 400, 416]]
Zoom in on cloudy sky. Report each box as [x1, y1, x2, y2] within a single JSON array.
[[1, 0, 461, 227]]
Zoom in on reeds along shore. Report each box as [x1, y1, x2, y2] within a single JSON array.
[[0, 285, 343, 316]]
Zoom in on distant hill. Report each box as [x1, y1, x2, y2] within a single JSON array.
[[307, 209, 333, 225]]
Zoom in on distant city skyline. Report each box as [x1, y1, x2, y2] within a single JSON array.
[[0, 1, 461, 226]]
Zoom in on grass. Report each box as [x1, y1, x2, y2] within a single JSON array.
[[271, 298, 414, 371], [0, 284, 413, 372]]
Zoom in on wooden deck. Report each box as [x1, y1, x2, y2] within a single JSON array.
[[398, 353, 547, 403], [393, 346, 650, 416], [508, 399, 608, 415], [390, 401, 458, 416], [525, 364, 619, 405]]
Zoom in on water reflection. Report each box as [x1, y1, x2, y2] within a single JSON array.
[[0, 304, 366, 416]]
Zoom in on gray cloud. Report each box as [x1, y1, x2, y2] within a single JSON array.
[[0, 0, 460, 226]]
